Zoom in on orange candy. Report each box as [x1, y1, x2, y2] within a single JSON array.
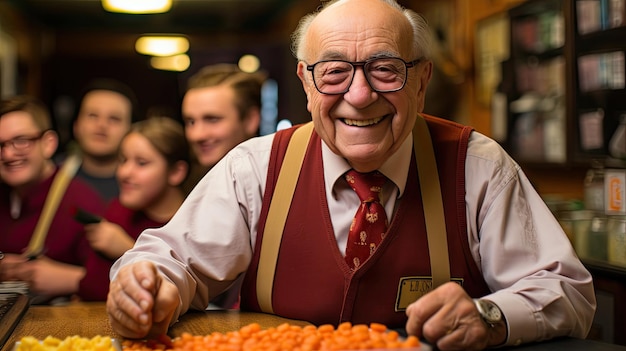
[[122, 322, 420, 351]]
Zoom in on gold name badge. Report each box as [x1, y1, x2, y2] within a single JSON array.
[[395, 276, 464, 311]]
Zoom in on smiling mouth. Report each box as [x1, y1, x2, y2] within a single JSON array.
[[120, 183, 136, 191], [3, 160, 27, 169], [197, 144, 215, 153], [342, 115, 387, 127]]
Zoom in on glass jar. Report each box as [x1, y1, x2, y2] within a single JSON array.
[[583, 159, 605, 212], [609, 114, 626, 160], [588, 215, 608, 261], [608, 216, 626, 267], [570, 210, 594, 258]]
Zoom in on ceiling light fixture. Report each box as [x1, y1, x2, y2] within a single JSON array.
[[135, 35, 189, 56], [150, 54, 191, 72], [102, 0, 172, 14]]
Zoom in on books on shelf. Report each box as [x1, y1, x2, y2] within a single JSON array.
[[610, 0, 625, 27], [512, 10, 563, 53], [579, 109, 605, 151], [577, 0, 625, 34], [578, 51, 625, 92]]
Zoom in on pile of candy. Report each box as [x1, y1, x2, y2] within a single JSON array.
[[15, 335, 117, 351], [122, 322, 420, 351]]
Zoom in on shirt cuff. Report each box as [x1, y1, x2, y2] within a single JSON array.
[[485, 292, 538, 347]]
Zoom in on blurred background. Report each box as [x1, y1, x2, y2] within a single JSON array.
[[0, 0, 484, 141], [0, 0, 323, 139]]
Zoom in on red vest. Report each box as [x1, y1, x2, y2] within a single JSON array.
[[241, 115, 490, 328]]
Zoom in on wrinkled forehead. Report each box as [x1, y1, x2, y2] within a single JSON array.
[[305, 0, 414, 61]]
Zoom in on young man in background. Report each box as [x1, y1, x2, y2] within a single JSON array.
[[181, 64, 265, 194], [68, 78, 136, 203], [0, 95, 104, 304]]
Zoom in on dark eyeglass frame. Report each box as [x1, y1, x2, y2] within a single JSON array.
[[0, 131, 48, 153], [306, 56, 425, 95]]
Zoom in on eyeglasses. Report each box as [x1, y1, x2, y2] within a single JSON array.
[[306, 57, 424, 95], [0, 132, 46, 153]]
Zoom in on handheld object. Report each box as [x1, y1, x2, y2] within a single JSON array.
[[72, 207, 102, 224]]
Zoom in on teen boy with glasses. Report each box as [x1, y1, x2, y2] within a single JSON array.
[[0, 95, 105, 304]]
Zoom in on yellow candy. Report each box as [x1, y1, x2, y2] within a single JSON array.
[[16, 335, 117, 351]]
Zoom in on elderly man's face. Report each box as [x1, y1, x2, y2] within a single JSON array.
[[297, 0, 432, 172]]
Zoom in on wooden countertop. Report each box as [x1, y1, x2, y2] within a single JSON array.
[[3, 302, 626, 351], [1, 302, 310, 351]]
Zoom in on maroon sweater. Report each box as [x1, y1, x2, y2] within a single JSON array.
[[0, 169, 105, 302], [78, 198, 165, 301], [241, 115, 490, 328], [0, 169, 104, 263]]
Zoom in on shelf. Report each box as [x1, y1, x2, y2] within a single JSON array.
[[583, 258, 626, 280], [577, 26, 626, 52], [509, 0, 561, 16], [512, 46, 564, 59], [501, 0, 626, 166], [575, 89, 626, 102]]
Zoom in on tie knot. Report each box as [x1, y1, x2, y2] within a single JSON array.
[[345, 170, 386, 203]]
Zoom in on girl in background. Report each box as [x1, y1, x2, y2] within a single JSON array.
[[78, 117, 189, 300]]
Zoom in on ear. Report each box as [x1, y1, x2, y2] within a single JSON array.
[[297, 61, 313, 113], [243, 106, 261, 138], [419, 60, 433, 94], [416, 60, 433, 112], [168, 160, 189, 187], [41, 130, 59, 159]]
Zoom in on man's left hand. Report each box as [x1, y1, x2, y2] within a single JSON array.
[[405, 282, 506, 350]]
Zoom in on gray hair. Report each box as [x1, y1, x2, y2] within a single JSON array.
[[290, 0, 432, 61]]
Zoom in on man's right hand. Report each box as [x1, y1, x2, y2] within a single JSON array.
[[106, 261, 180, 339]]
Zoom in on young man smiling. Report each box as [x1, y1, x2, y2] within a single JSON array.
[[0, 95, 104, 304], [180, 64, 265, 194]]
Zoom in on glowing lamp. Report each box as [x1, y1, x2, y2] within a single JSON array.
[[135, 36, 189, 57], [102, 0, 172, 14]]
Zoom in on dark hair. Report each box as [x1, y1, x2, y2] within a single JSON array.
[[0, 95, 52, 131], [186, 64, 266, 121], [78, 78, 139, 122], [128, 117, 190, 170]]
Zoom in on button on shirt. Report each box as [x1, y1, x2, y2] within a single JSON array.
[[111, 128, 595, 347]]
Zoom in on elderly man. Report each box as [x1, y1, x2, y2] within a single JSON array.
[[106, 0, 595, 350]]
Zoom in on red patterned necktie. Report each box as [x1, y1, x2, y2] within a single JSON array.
[[344, 170, 388, 269]]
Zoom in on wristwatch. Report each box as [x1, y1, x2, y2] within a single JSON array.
[[473, 298, 503, 327]]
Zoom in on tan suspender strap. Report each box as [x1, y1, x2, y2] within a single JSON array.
[[413, 114, 451, 288], [24, 153, 82, 258], [257, 122, 314, 313]]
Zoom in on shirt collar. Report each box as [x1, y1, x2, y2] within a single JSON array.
[[322, 132, 413, 197]]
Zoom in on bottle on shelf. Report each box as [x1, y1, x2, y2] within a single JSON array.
[[588, 215, 609, 261], [584, 159, 606, 213], [609, 114, 626, 160]]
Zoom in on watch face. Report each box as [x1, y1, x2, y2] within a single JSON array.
[[485, 304, 501, 321], [476, 299, 502, 324]]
